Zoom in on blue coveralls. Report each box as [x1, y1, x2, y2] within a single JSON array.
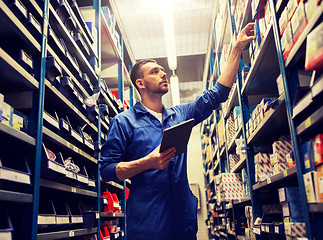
[[100, 82, 230, 240]]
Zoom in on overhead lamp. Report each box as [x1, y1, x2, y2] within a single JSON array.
[[162, 2, 177, 70], [170, 74, 180, 106]]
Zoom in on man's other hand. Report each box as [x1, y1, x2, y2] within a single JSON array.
[[235, 22, 256, 51]]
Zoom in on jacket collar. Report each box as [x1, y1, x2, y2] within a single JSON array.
[[133, 102, 175, 119]]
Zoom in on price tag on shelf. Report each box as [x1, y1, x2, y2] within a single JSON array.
[[305, 117, 311, 129], [71, 187, 76, 193], [113, 213, 116, 217], [66, 142, 70, 148], [283, 170, 288, 177], [73, 106, 78, 112], [69, 231, 74, 237], [267, 178, 272, 184], [96, 212, 99, 219]]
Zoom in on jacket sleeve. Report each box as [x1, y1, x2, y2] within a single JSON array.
[[179, 81, 231, 124], [100, 117, 128, 183]]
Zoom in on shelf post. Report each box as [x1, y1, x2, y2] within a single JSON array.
[[31, 0, 50, 239]]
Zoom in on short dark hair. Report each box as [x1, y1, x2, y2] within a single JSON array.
[[130, 59, 156, 91]]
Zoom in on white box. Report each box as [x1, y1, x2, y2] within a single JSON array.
[[0, 93, 3, 120], [303, 171, 319, 202]]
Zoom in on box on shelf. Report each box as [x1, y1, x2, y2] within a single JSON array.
[[272, 140, 293, 154], [25, 13, 42, 39], [56, 152, 77, 181], [314, 134, 323, 166], [79, 73, 93, 95], [12, 111, 25, 131], [53, 200, 70, 225], [0, 157, 31, 185], [301, 140, 315, 173], [279, 7, 288, 35], [73, 33, 90, 57], [303, 171, 319, 202], [276, 74, 284, 97], [282, 22, 294, 61], [66, 202, 83, 224], [290, 2, 307, 44], [316, 164, 323, 202], [281, 201, 304, 218], [273, 162, 288, 174], [255, 153, 270, 164], [1, 102, 13, 126], [286, 151, 296, 167], [304, 0, 317, 22], [305, 22, 323, 71], [38, 199, 56, 225], [285, 222, 307, 237], [287, 0, 298, 21], [48, 27, 65, 54]]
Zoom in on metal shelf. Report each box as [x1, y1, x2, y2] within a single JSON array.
[[98, 88, 119, 117], [105, 181, 124, 190], [48, 5, 97, 85], [231, 154, 246, 173], [0, 1, 41, 52], [43, 127, 97, 164], [285, 3, 323, 68], [247, 95, 289, 145], [223, 84, 238, 119], [40, 178, 97, 197], [233, 195, 251, 205], [216, 1, 232, 54], [0, 122, 36, 146], [293, 75, 323, 119], [237, 0, 252, 33], [0, 189, 32, 203], [309, 203, 323, 213], [241, 22, 281, 96], [297, 105, 323, 137], [37, 228, 97, 240], [253, 165, 297, 190], [100, 212, 124, 218], [45, 80, 98, 133], [0, 48, 39, 91]]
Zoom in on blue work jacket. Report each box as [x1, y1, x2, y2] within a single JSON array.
[[100, 82, 230, 240]]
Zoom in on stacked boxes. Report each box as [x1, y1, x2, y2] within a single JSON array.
[[305, 22, 323, 71], [278, 187, 307, 238], [279, 0, 319, 61], [233, 106, 242, 132], [254, 153, 272, 182], [215, 173, 244, 204], [272, 140, 293, 175], [303, 133, 323, 203], [226, 112, 236, 144], [245, 206, 255, 240]]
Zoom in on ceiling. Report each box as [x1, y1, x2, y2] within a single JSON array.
[[112, 0, 215, 107]]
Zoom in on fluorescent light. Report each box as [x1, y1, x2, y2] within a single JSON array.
[[162, 3, 177, 70], [170, 75, 180, 106]]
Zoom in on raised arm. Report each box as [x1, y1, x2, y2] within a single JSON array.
[[218, 23, 255, 88]]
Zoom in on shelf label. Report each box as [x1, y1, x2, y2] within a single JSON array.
[[66, 142, 70, 148], [304, 117, 311, 129], [113, 213, 116, 217], [96, 212, 100, 219], [73, 106, 78, 112], [69, 231, 74, 237], [71, 187, 76, 193], [283, 170, 288, 177], [267, 178, 272, 184]]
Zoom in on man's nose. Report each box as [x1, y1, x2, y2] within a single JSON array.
[[161, 70, 167, 78]]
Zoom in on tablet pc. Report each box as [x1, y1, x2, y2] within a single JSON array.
[[160, 118, 195, 155]]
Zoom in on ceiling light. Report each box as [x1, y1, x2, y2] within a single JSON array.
[[162, 2, 177, 70], [170, 75, 180, 106]]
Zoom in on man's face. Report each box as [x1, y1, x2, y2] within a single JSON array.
[[139, 62, 169, 95]]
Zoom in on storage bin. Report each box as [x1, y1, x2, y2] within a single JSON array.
[[38, 200, 56, 225], [82, 211, 99, 228], [43, 111, 60, 131], [56, 0, 70, 22], [8, 0, 28, 21], [46, 56, 62, 83], [41, 143, 66, 179], [0, 157, 31, 185], [52, 200, 70, 224], [73, 33, 90, 57], [11, 49, 33, 74], [25, 13, 42, 40], [66, 202, 83, 224], [56, 152, 77, 182], [0, 208, 13, 240], [76, 165, 89, 185], [48, 27, 65, 54], [79, 73, 93, 95], [58, 76, 74, 99]]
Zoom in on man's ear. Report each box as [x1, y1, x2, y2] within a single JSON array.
[[136, 79, 145, 90]]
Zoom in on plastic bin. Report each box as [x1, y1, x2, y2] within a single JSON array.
[[48, 27, 65, 54], [79, 128, 94, 150], [38, 200, 56, 225], [79, 73, 93, 95], [53, 200, 70, 224], [25, 13, 42, 39], [43, 111, 60, 131], [76, 165, 89, 185], [82, 211, 99, 228], [56, 152, 77, 182], [73, 33, 90, 57], [11, 49, 33, 74], [46, 56, 62, 83], [66, 202, 83, 224], [86, 105, 99, 123], [0, 157, 31, 185], [56, 0, 70, 22], [0, 208, 13, 240], [41, 143, 66, 179], [8, 0, 28, 21], [58, 76, 74, 99]]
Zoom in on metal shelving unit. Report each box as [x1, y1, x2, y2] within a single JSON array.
[[200, 0, 323, 239]]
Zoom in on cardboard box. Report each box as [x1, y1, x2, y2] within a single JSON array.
[[303, 171, 319, 202], [301, 140, 315, 173], [304, 0, 317, 22], [278, 187, 301, 203], [279, 7, 288, 35], [314, 134, 323, 166], [255, 153, 271, 164], [1, 102, 13, 126], [316, 164, 323, 202], [282, 201, 304, 218], [305, 22, 323, 71], [286, 222, 307, 237], [273, 140, 293, 154], [287, 0, 298, 21], [274, 162, 288, 174], [290, 2, 307, 44], [218, 117, 226, 147], [283, 22, 294, 61]]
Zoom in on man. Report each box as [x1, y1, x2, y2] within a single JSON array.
[[100, 23, 255, 240]]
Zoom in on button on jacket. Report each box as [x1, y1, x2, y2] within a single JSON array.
[[100, 82, 230, 240]]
